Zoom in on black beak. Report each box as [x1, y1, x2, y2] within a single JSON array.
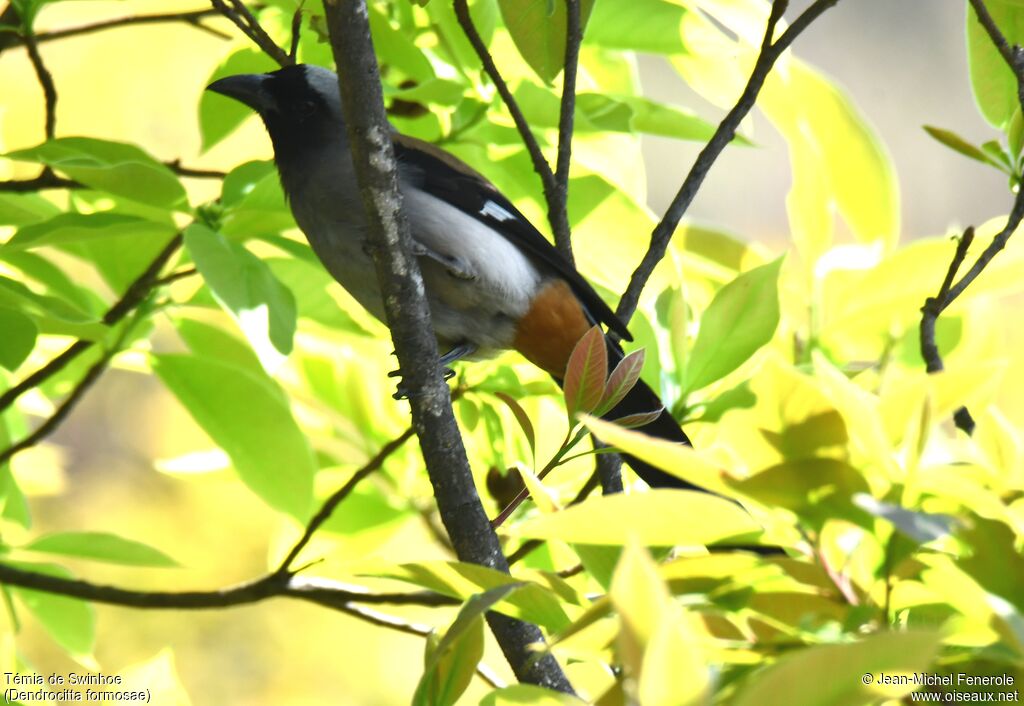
[[206, 73, 270, 112]]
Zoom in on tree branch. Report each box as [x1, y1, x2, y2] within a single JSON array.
[[277, 427, 416, 574], [22, 31, 56, 141], [320, 0, 573, 693], [918, 0, 1024, 435], [210, 0, 291, 67], [615, 0, 841, 325], [0, 171, 81, 191], [452, 0, 578, 258], [164, 160, 227, 179], [550, 0, 582, 263], [32, 8, 228, 44]]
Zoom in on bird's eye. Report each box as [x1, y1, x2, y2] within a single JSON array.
[[298, 100, 318, 117]]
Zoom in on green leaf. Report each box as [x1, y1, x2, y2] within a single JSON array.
[[585, 0, 687, 54], [320, 484, 408, 536], [23, 532, 178, 567], [480, 685, 585, 705], [0, 251, 104, 316], [498, 0, 595, 83], [174, 317, 263, 376], [387, 78, 467, 107], [0, 307, 37, 371], [199, 48, 278, 152], [0, 276, 105, 340], [219, 162, 294, 238], [0, 192, 61, 226], [729, 458, 870, 529], [5, 138, 187, 209], [494, 392, 536, 457], [579, 93, 725, 142], [2, 212, 176, 254], [685, 257, 783, 394], [413, 585, 519, 706], [967, 0, 1024, 129], [9, 562, 94, 658], [369, 3, 436, 82], [957, 515, 1024, 613], [361, 561, 578, 632], [1008, 107, 1024, 158], [152, 354, 315, 520], [563, 325, 607, 419], [923, 125, 1006, 170], [510, 490, 761, 546], [852, 495, 956, 546], [264, 257, 368, 333], [0, 421, 31, 529], [732, 631, 941, 706], [515, 84, 726, 142], [184, 223, 297, 370]]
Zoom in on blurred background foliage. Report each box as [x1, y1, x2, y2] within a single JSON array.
[[0, 0, 1023, 704]]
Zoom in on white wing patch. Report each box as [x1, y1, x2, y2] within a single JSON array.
[[480, 200, 516, 222]]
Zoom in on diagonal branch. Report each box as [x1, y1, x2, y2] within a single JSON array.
[[210, 0, 291, 66], [32, 8, 228, 44], [453, 0, 581, 262], [22, 31, 56, 141], [0, 171, 80, 191], [321, 0, 573, 693], [276, 427, 416, 573], [615, 0, 841, 325], [550, 0, 582, 264], [918, 0, 1024, 435]]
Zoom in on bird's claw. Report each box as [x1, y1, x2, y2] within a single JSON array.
[[390, 367, 456, 400]]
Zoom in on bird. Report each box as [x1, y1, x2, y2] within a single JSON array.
[[206, 63, 702, 493]]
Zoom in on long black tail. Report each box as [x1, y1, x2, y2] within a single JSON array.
[[598, 338, 706, 491]]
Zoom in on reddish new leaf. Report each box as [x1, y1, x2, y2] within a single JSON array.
[[609, 409, 663, 429], [563, 326, 608, 420], [595, 349, 646, 417]]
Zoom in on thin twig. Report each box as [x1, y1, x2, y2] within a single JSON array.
[[0, 560, 505, 687], [22, 32, 56, 140], [31, 8, 227, 44], [0, 172, 80, 191], [289, 5, 303, 62], [616, 0, 841, 325], [211, 0, 291, 66], [452, 0, 557, 205], [550, 0, 582, 263], [153, 267, 199, 288], [164, 160, 228, 179], [276, 427, 416, 574], [0, 234, 183, 417]]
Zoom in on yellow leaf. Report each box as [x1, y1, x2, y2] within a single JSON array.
[[609, 540, 674, 675], [515, 462, 561, 514], [638, 610, 710, 706], [510, 489, 762, 547], [581, 416, 735, 495], [119, 650, 193, 706]]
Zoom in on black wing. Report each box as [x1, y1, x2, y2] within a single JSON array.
[[392, 134, 632, 342]]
